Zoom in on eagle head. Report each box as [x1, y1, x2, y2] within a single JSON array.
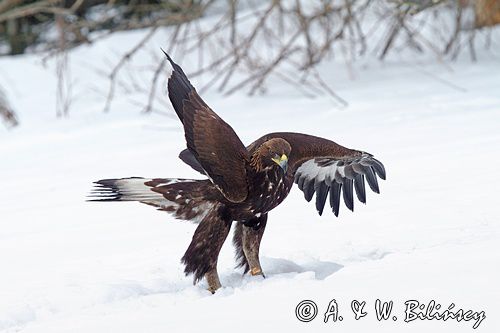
[[251, 138, 291, 173]]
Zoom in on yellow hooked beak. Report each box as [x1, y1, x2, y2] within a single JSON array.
[[272, 154, 288, 173]]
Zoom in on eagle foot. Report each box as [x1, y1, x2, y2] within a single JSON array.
[[250, 267, 266, 278], [205, 269, 222, 294]]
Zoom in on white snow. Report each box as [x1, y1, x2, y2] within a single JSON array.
[[1, 12, 500, 333]]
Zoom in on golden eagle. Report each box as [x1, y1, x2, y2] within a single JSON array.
[[90, 52, 386, 293]]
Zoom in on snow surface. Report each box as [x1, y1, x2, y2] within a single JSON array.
[[1, 15, 500, 333]]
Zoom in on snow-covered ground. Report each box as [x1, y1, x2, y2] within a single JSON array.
[[1, 18, 500, 333]]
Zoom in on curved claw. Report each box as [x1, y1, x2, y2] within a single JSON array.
[[250, 267, 266, 278]]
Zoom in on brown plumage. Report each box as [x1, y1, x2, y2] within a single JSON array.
[[89, 52, 386, 293]]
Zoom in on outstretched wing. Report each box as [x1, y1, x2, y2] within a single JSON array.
[[164, 51, 249, 203], [294, 153, 385, 216], [249, 132, 386, 216]]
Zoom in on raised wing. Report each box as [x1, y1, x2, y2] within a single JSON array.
[[248, 132, 386, 216], [164, 51, 249, 203]]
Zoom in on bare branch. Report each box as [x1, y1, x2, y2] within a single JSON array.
[[0, 87, 18, 128]]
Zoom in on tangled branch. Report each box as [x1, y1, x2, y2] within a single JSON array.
[[1, 0, 499, 118]]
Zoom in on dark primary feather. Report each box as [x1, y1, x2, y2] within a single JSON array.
[[330, 181, 342, 217], [297, 175, 306, 191], [163, 50, 194, 123], [342, 178, 354, 211], [303, 179, 315, 202], [371, 162, 386, 179], [361, 164, 379, 193], [315, 182, 330, 215], [354, 173, 366, 203]]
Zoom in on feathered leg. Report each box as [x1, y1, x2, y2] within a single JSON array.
[[181, 206, 232, 293], [233, 214, 268, 277], [233, 222, 249, 273]]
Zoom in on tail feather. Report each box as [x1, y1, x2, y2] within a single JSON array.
[[89, 177, 169, 202], [89, 177, 214, 223]]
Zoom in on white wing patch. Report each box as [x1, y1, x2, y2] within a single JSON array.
[[294, 153, 386, 217]]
